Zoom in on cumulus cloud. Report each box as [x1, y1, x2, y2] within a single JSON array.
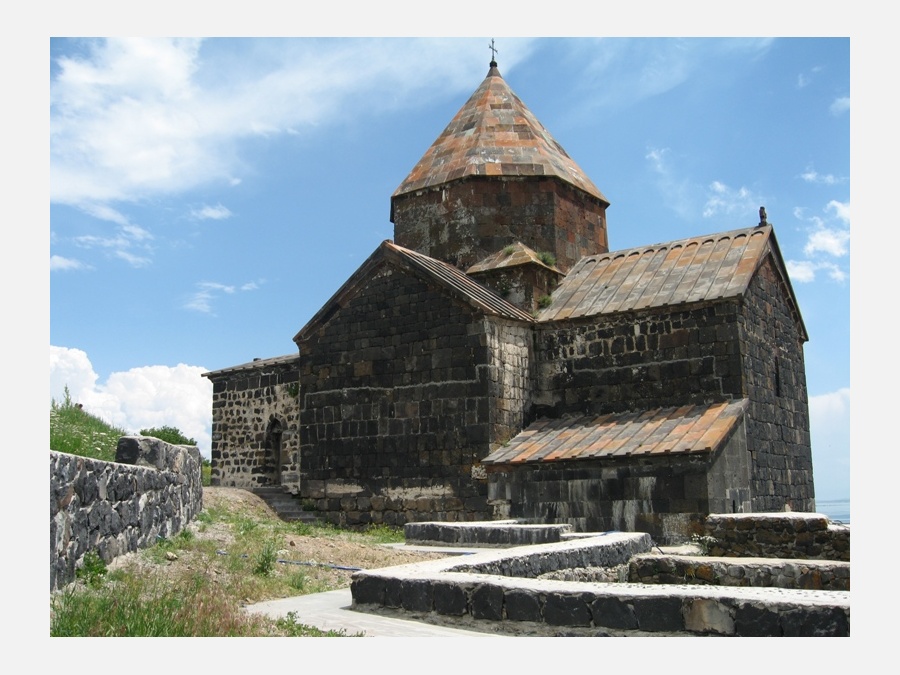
[[789, 200, 850, 282], [50, 345, 213, 457], [191, 203, 233, 220]]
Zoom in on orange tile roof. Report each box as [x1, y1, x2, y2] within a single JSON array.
[[392, 65, 607, 203], [537, 225, 781, 322], [482, 399, 748, 465], [466, 241, 562, 274]]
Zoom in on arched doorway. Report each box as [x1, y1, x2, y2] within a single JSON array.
[[265, 417, 284, 485]]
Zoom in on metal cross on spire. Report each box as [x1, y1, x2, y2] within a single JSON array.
[[489, 38, 498, 65]]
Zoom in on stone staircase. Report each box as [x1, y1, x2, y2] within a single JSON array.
[[251, 486, 318, 523]]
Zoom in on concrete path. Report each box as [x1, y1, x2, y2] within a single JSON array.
[[244, 588, 505, 637]]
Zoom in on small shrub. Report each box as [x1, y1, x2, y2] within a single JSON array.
[[253, 539, 280, 576], [537, 251, 556, 267], [139, 425, 196, 446], [537, 295, 553, 309], [503, 245, 515, 256], [76, 551, 107, 588]]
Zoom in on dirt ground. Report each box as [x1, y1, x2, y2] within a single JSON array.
[[107, 487, 449, 595]]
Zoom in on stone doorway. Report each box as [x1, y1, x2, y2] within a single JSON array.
[[265, 417, 284, 485]]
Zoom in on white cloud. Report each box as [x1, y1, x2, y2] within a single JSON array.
[[191, 203, 233, 220], [184, 279, 259, 314], [789, 200, 850, 282], [826, 199, 850, 225], [50, 345, 213, 457], [800, 167, 845, 185], [829, 96, 850, 115], [50, 255, 89, 272], [786, 260, 816, 283], [804, 228, 850, 257], [786, 259, 846, 283], [51, 37, 535, 209], [67, 219, 155, 267], [702, 181, 762, 219]]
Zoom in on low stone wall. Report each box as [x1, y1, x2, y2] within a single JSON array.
[[628, 554, 850, 591], [50, 437, 203, 591], [350, 533, 850, 636], [404, 520, 573, 547], [704, 513, 850, 561]]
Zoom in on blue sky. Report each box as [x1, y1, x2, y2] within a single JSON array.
[[49, 37, 850, 500]]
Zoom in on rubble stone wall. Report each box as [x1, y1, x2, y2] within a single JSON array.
[[704, 513, 849, 561], [50, 437, 203, 591]]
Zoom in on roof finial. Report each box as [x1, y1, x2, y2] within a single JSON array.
[[758, 206, 768, 227], [488, 38, 498, 67]]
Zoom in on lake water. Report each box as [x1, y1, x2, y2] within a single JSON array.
[[814, 498, 850, 525]]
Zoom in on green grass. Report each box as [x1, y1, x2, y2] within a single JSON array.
[[50, 389, 126, 462]]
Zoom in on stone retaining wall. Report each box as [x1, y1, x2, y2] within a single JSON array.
[[704, 513, 849, 561], [50, 437, 203, 591], [628, 554, 849, 591], [350, 533, 850, 636]]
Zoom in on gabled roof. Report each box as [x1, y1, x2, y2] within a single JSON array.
[[466, 241, 563, 275], [293, 240, 533, 345], [537, 224, 807, 339], [482, 399, 748, 466], [202, 353, 299, 379], [392, 63, 607, 204]]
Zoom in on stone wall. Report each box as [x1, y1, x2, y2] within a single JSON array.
[[50, 437, 203, 591], [737, 257, 813, 512], [533, 301, 744, 419], [206, 355, 300, 489], [628, 554, 849, 591], [296, 264, 531, 527], [392, 177, 608, 272], [704, 513, 849, 561]]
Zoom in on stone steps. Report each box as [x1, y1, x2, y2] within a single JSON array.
[[251, 487, 318, 523]]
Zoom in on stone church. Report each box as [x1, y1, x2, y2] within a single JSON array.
[[204, 59, 814, 543]]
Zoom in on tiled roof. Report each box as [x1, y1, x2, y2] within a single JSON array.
[[482, 399, 748, 466], [466, 241, 562, 274], [537, 225, 787, 322], [294, 240, 533, 344], [392, 64, 607, 203], [203, 353, 299, 378]]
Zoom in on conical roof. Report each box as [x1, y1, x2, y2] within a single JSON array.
[[392, 63, 607, 203]]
